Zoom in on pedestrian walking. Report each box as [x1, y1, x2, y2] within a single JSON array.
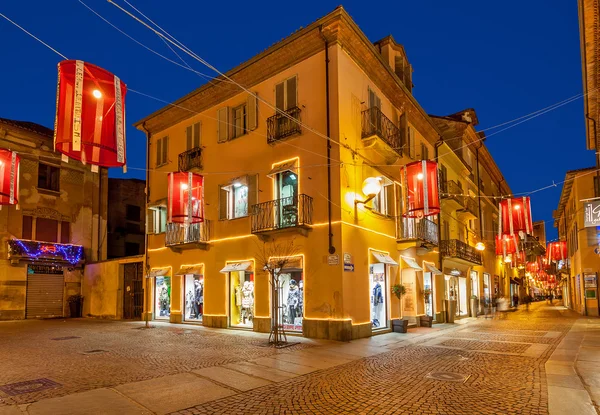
[[549, 292, 554, 305]]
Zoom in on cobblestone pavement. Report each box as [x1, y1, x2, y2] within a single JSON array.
[[0, 301, 580, 414], [0, 319, 316, 406], [175, 302, 577, 415]]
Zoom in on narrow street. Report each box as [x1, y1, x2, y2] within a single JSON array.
[[0, 301, 597, 415]]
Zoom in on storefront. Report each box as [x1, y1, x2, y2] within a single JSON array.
[[423, 262, 442, 319], [221, 261, 255, 329], [278, 256, 304, 332], [149, 267, 171, 320], [470, 270, 479, 315], [483, 272, 492, 307], [444, 268, 468, 318], [176, 264, 204, 323], [399, 256, 422, 321], [370, 251, 398, 330]]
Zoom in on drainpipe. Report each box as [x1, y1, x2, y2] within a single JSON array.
[[585, 114, 599, 196], [140, 121, 151, 328], [320, 26, 335, 255], [435, 139, 444, 320], [97, 167, 103, 261]]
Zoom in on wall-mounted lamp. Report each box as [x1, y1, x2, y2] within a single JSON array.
[[355, 177, 382, 206], [475, 242, 486, 251]]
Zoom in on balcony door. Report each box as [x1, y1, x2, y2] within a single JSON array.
[[275, 170, 298, 229]]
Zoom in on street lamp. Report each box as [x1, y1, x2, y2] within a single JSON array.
[[355, 177, 382, 206], [475, 242, 486, 251]]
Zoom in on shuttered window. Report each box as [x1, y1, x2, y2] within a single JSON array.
[[147, 206, 167, 234], [36, 218, 58, 243], [275, 76, 297, 111], [219, 174, 258, 220], [407, 126, 416, 159], [372, 178, 393, 217], [232, 104, 247, 139], [217, 107, 229, 143], [156, 136, 169, 167], [186, 122, 201, 150], [421, 142, 429, 160], [38, 163, 60, 192], [247, 94, 258, 131], [22, 215, 33, 240]]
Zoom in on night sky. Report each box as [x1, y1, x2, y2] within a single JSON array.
[[1, 0, 594, 240]]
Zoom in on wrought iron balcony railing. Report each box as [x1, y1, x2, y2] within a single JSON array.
[[440, 239, 482, 265], [462, 197, 478, 217], [165, 220, 210, 247], [361, 107, 403, 156], [267, 107, 302, 143], [441, 180, 464, 204], [178, 147, 202, 172], [251, 194, 313, 233], [397, 217, 439, 246]]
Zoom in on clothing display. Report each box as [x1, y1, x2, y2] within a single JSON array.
[[155, 276, 171, 319], [184, 275, 204, 322], [279, 272, 304, 332], [230, 271, 254, 328], [369, 263, 387, 329]]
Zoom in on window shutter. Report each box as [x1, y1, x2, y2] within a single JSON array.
[[22, 216, 33, 239], [219, 186, 229, 220], [275, 82, 285, 111], [194, 122, 201, 148], [286, 77, 297, 110], [405, 64, 413, 91], [162, 136, 169, 165], [399, 114, 407, 154], [186, 126, 192, 150], [60, 221, 70, 244], [408, 127, 415, 159], [156, 137, 162, 166], [394, 56, 404, 79], [247, 174, 258, 212], [146, 209, 155, 234], [217, 107, 229, 143], [247, 94, 258, 131], [386, 185, 395, 218]]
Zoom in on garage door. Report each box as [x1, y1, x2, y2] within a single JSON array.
[[26, 274, 64, 319]]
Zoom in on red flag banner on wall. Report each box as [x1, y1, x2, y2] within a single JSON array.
[[168, 172, 204, 224], [499, 197, 532, 236], [54, 60, 127, 169], [0, 150, 19, 205], [402, 160, 440, 218]]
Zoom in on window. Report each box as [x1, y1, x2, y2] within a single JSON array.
[[420, 142, 429, 160], [125, 242, 140, 256], [22, 215, 33, 239], [156, 136, 169, 167], [407, 126, 416, 159], [186, 122, 201, 150], [275, 76, 297, 111], [60, 221, 70, 244], [36, 218, 58, 243], [148, 205, 167, 234], [394, 55, 405, 79], [439, 164, 448, 193], [219, 175, 258, 220], [232, 104, 247, 139], [442, 220, 450, 240], [38, 163, 60, 192], [372, 178, 394, 217], [126, 204, 141, 222], [368, 87, 381, 109]]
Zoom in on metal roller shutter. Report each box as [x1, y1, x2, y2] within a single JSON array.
[[26, 274, 64, 319]]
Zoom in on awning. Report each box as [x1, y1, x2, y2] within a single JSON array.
[[148, 267, 170, 278], [425, 263, 442, 275], [267, 160, 297, 178], [401, 256, 422, 270], [279, 256, 303, 273], [372, 252, 398, 265], [220, 261, 253, 273], [175, 265, 203, 275]]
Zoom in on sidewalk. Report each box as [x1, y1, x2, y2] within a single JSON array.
[[546, 309, 600, 415]]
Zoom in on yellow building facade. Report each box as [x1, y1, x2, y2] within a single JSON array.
[[136, 7, 512, 339]]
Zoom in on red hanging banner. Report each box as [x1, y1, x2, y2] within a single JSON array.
[[0, 149, 19, 205], [168, 172, 204, 224], [402, 160, 440, 218], [54, 60, 127, 168], [547, 241, 567, 262], [495, 234, 517, 256], [498, 197, 532, 236]]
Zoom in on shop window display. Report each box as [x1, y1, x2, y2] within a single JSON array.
[[184, 274, 204, 322], [155, 276, 171, 319], [278, 272, 303, 332], [230, 271, 254, 328], [423, 272, 433, 317], [369, 263, 388, 329]]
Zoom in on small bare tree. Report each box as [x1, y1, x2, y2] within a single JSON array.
[[255, 238, 301, 347]]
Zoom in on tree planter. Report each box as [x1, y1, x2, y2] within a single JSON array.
[[419, 315, 433, 327], [391, 318, 408, 333]]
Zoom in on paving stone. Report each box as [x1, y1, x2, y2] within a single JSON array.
[[192, 366, 272, 391]]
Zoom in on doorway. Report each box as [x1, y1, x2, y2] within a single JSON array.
[[423, 271, 433, 317], [275, 170, 298, 228], [26, 265, 64, 319], [370, 263, 388, 329], [458, 277, 468, 317], [155, 276, 171, 320], [123, 262, 144, 320]]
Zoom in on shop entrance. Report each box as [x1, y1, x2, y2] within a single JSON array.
[[155, 276, 171, 320], [483, 273, 491, 307], [26, 264, 64, 319], [423, 271, 433, 317], [229, 270, 254, 328], [123, 262, 144, 320], [458, 277, 468, 316], [184, 274, 204, 323], [278, 257, 304, 332], [370, 263, 388, 329]]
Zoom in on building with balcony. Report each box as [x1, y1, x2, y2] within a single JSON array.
[[554, 167, 600, 316], [0, 117, 107, 320], [431, 110, 514, 318], [136, 7, 448, 340]]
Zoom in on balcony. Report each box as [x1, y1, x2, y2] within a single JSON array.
[[441, 180, 465, 210], [440, 239, 482, 265], [458, 196, 478, 219], [178, 147, 202, 172], [165, 220, 210, 251], [251, 194, 313, 235], [267, 107, 301, 143], [361, 107, 403, 162], [397, 217, 439, 247]]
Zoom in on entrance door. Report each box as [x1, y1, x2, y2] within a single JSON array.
[[26, 267, 64, 319], [370, 263, 388, 329], [458, 277, 468, 316], [423, 272, 433, 317], [230, 271, 254, 328], [123, 262, 144, 320]]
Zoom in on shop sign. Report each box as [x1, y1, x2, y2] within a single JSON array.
[[327, 254, 339, 266], [584, 274, 597, 288], [343, 253, 354, 272], [584, 201, 600, 228]]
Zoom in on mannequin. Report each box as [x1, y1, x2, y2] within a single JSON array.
[[241, 280, 254, 325], [159, 286, 169, 317], [186, 289, 194, 318], [371, 281, 383, 327], [234, 276, 242, 324], [194, 279, 203, 318], [297, 279, 304, 320], [286, 280, 301, 323]]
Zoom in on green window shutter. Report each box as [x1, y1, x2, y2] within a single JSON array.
[[194, 122, 201, 148], [156, 137, 162, 166], [217, 107, 229, 143], [286, 77, 297, 110], [162, 136, 169, 165]]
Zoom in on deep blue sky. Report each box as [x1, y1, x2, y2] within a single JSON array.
[[1, 0, 594, 240]]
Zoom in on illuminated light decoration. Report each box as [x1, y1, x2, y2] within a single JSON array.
[[0, 149, 19, 205], [7, 239, 84, 265], [495, 234, 517, 256], [168, 172, 204, 224], [54, 60, 127, 169], [475, 242, 486, 251], [547, 241, 567, 262], [402, 160, 440, 218], [498, 197, 532, 236]]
